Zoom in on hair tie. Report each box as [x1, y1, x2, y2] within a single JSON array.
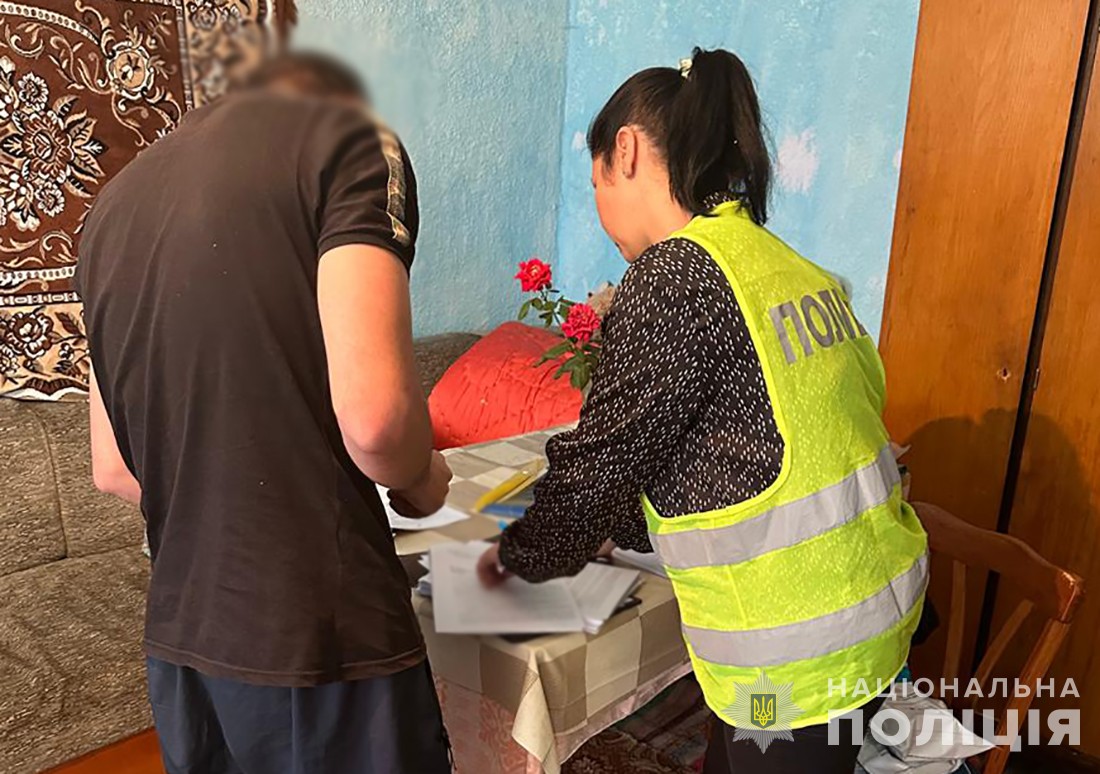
[[679, 58, 692, 79]]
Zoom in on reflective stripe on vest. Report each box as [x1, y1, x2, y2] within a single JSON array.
[[682, 553, 928, 668], [650, 445, 900, 570]]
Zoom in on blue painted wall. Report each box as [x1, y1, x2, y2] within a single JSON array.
[[556, 0, 921, 337], [298, 0, 919, 339], [297, 1, 568, 336]]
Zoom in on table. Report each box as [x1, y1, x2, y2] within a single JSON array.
[[394, 428, 692, 774]]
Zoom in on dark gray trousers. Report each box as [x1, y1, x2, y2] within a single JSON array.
[[147, 657, 451, 774]]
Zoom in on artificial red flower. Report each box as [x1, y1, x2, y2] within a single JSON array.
[[562, 303, 601, 344], [515, 258, 553, 293]]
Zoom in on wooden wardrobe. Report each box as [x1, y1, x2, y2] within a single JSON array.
[[881, 0, 1100, 765]]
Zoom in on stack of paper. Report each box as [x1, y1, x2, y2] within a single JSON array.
[[423, 543, 641, 636], [377, 485, 470, 532], [429, 542, 584, 634], [570, 562, 642, 634], [414, 555, 434, 596]]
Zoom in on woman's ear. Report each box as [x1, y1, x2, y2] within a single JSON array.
[[615, 126, 639, 179]]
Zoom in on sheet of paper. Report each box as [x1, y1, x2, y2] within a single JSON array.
[[377, 486, 470, 531], [430, 542, 585, 635], [569, 563, 641, 632], [612, 548, 668, 578]]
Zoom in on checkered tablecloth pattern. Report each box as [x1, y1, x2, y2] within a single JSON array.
[[395, 427, 692, 774], [442, 426, 568, 510], [393, 426, 570, 555]]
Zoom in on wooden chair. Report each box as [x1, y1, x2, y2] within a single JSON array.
[[913, 502, 1085, 774]]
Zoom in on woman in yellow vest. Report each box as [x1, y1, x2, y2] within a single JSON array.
[[477, 47, 928, 773]]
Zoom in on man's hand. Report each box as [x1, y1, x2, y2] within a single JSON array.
[[388, 451, 453, 518], [476, 543, 513, 588]]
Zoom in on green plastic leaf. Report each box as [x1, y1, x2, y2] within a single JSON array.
[[570, 363, 589, 389], [536, 341, 571, 365]]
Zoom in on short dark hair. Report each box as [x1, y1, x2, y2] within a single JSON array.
[[241, 51, 367, 100], [587, 47, 771, 225]]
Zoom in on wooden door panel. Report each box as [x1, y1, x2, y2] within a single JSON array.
[[999, 38, 1100, 757], [879, 0, 1091, 679]]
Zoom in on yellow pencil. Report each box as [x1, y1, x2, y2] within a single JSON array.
[[473, 458, 547, 514]]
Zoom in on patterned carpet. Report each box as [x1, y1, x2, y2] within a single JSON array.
[[0, 0, 292, 400], [565, 678, 710, 774], [563, 678, 1032, 774], [563, 729, 696, 774]]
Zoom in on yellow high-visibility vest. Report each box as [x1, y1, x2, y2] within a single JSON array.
[[644, 201, 928, 728]]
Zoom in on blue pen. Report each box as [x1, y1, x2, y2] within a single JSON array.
[[483, 502, 529, 518]]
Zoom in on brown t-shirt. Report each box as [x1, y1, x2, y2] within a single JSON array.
[[75, 91, 424, 686]]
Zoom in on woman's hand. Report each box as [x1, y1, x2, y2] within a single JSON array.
[[476, 544, 513, 588]]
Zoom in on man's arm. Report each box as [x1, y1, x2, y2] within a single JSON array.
[[88, 366, 141, 505], [317, 244, 440, 494], [310, 105, 447, 514]]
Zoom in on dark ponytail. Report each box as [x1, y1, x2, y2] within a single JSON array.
[[669, 48, 771, 224], [587, 47, 771, 225]]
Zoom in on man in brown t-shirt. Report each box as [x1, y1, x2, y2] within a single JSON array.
[[76, 53, 452, 773]]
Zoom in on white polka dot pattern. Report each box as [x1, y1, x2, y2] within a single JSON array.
[[500, 201, 784, 582]]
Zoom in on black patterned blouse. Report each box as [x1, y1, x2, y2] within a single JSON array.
[[499, 199, 785, 582]]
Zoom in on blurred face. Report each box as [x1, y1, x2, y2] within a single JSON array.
[[592, 155, 646, 262]]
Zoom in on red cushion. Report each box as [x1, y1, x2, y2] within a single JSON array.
[[429, 322, 582, 449]]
